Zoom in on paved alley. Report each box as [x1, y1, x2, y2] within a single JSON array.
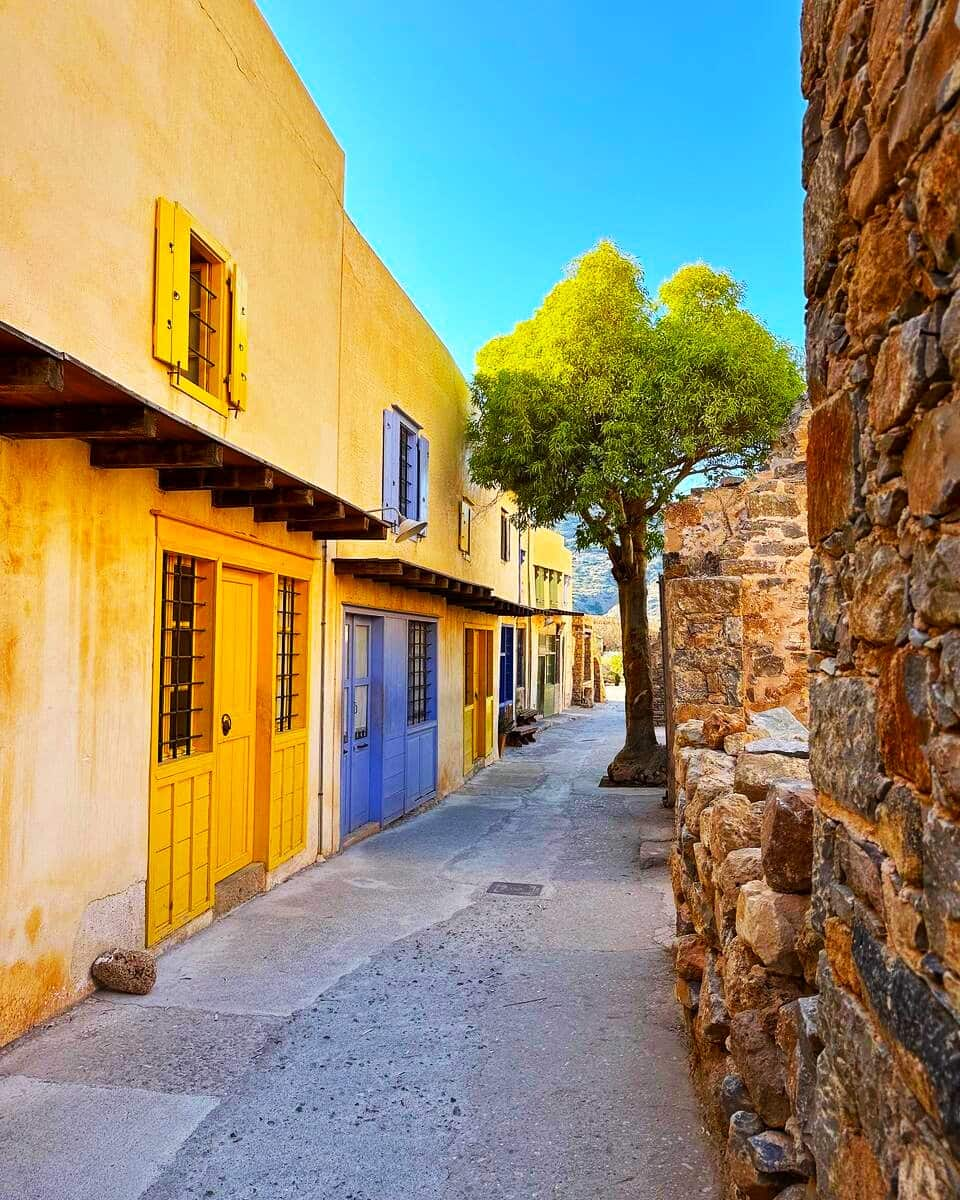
[[0, 704, 717, 1200]]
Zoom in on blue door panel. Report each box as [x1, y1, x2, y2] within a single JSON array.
[[382, 618, 408, 824]]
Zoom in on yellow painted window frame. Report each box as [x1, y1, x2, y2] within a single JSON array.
[[153, 198, 248, 418]]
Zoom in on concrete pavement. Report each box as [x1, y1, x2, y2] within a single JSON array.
[[0, 702, 718, 1200]]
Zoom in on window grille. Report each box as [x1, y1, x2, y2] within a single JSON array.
[[187, 239, 221, 393], [276, 576, 302, 733], [398, 424, 418, 519], [500, 510, 511, 561], [157, 553, 208, 761], [408, 620, 431, 725]]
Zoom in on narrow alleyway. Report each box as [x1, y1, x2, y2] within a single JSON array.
[[0, 704, 717, 1200]]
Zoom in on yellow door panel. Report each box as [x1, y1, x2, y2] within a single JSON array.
[[214, 568, 258, 882], [269, 734, 307, 869], [485, 697, 495, 758], [463, 705, 474, 774], [147, 760, 214, 946]]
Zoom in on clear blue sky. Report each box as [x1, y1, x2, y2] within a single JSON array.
[[259, 1, 805, 376]]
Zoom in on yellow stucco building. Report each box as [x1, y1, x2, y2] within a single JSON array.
[[0, 0, 578, 1047]]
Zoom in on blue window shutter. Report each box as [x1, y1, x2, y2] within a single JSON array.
[[417, 435, 430, 528], [382, 409, 399, 515]]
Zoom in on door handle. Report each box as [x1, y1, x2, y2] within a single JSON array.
[[221, 713, 232, 735]]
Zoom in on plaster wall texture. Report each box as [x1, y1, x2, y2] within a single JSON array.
[[0, 439, 325, 1046], [0, 0, 345, 486]]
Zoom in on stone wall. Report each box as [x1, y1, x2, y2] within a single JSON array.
[[663, 419, 811, 738], [801, 1, 960, 1197], [663, 412, 826, 1195], [572, 614, 601, 706]]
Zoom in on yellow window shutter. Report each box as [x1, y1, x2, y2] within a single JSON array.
[[230, 268, 248, 411], [153, 198, 190, 369]]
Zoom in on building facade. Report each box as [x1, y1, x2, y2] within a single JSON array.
[[0, 0, 577, 1046]]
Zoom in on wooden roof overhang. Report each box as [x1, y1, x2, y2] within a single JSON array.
[[0, 321, 388, 542], [543, 608, 586, 618], [333, 557, 537, 617]]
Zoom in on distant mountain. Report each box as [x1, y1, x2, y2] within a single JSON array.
[[555, 518, 662, 617]]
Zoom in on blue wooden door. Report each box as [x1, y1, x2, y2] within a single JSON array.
[[341, 616, 373, 835]]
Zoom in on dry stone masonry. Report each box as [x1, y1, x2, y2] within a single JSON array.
[[667, 4, 960, 1198], [662, 414, 811, 732], [800, 0, 960, 1196]]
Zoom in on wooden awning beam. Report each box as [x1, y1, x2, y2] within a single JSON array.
[[212, 487, 313, 509], [0, 354, 64, 396], [158, 467, 276, 491], [91, 441, 224, 469], [0, 405, 158, 440]]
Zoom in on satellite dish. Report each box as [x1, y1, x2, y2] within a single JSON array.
[[395, 518, 428, 542]]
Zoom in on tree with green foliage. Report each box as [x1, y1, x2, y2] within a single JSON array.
[[467, 242, 804, 784]]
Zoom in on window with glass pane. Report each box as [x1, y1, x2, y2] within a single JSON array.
[[157, 552, 211, 761], [408, 620, 433, 725], [354, 684, 369, 739], [276, 576, 304, 733]]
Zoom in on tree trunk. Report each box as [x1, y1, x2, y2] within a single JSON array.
[[605, 556, 667, 785]]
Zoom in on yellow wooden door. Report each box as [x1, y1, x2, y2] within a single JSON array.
[[482, 629, 495, 757], [214, 567, 258, 881], [463, 629, 475, 772]]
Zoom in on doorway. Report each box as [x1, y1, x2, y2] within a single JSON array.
[[463, 627, 494, 771], [538, 632, 559, 716], [341, 614, 377, 838]]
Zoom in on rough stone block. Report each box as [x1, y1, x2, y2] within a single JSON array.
[[778, 996, 823, 1150], [807, 393, 856, 544], [685, 774, 736, 837], [852, 917, 960, 1155], [876, 781, 925, 886], [838, 829, 885, 916], [675, 933, 707, 981], [922, 805, 960, 975], [720, 1072, 754, 1120], [878, 649, 932, 793], [716, 847, 764, 939], [675, 719, 707, 749], [735, 752, 812, 803], [681, 747, 737, 797], [849, 540, 910, 645], [749, 707, 810, 742], [722, 935, 804, 1015], [881, 860, 926, 966], [737, 880, 810, 975], [702, 708, 746, 749], [730, 1006, 791, 1128], [694, 950, 730, 1045], [90, 948, 156, 996], [905, 403, 960, 518], [847, 207, 915, 337], [869, 315, 929, 434], [727, 1109, 792, 1200], [912, 535, 960, 628], [915, 106, 960, 270], [709, 793, 766, 863], [762, 780, 816, 893], [929, 734, 960, 819], [809, 676, 884, 817]]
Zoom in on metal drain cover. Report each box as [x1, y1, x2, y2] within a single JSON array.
[[487, 881, 544, 897]]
